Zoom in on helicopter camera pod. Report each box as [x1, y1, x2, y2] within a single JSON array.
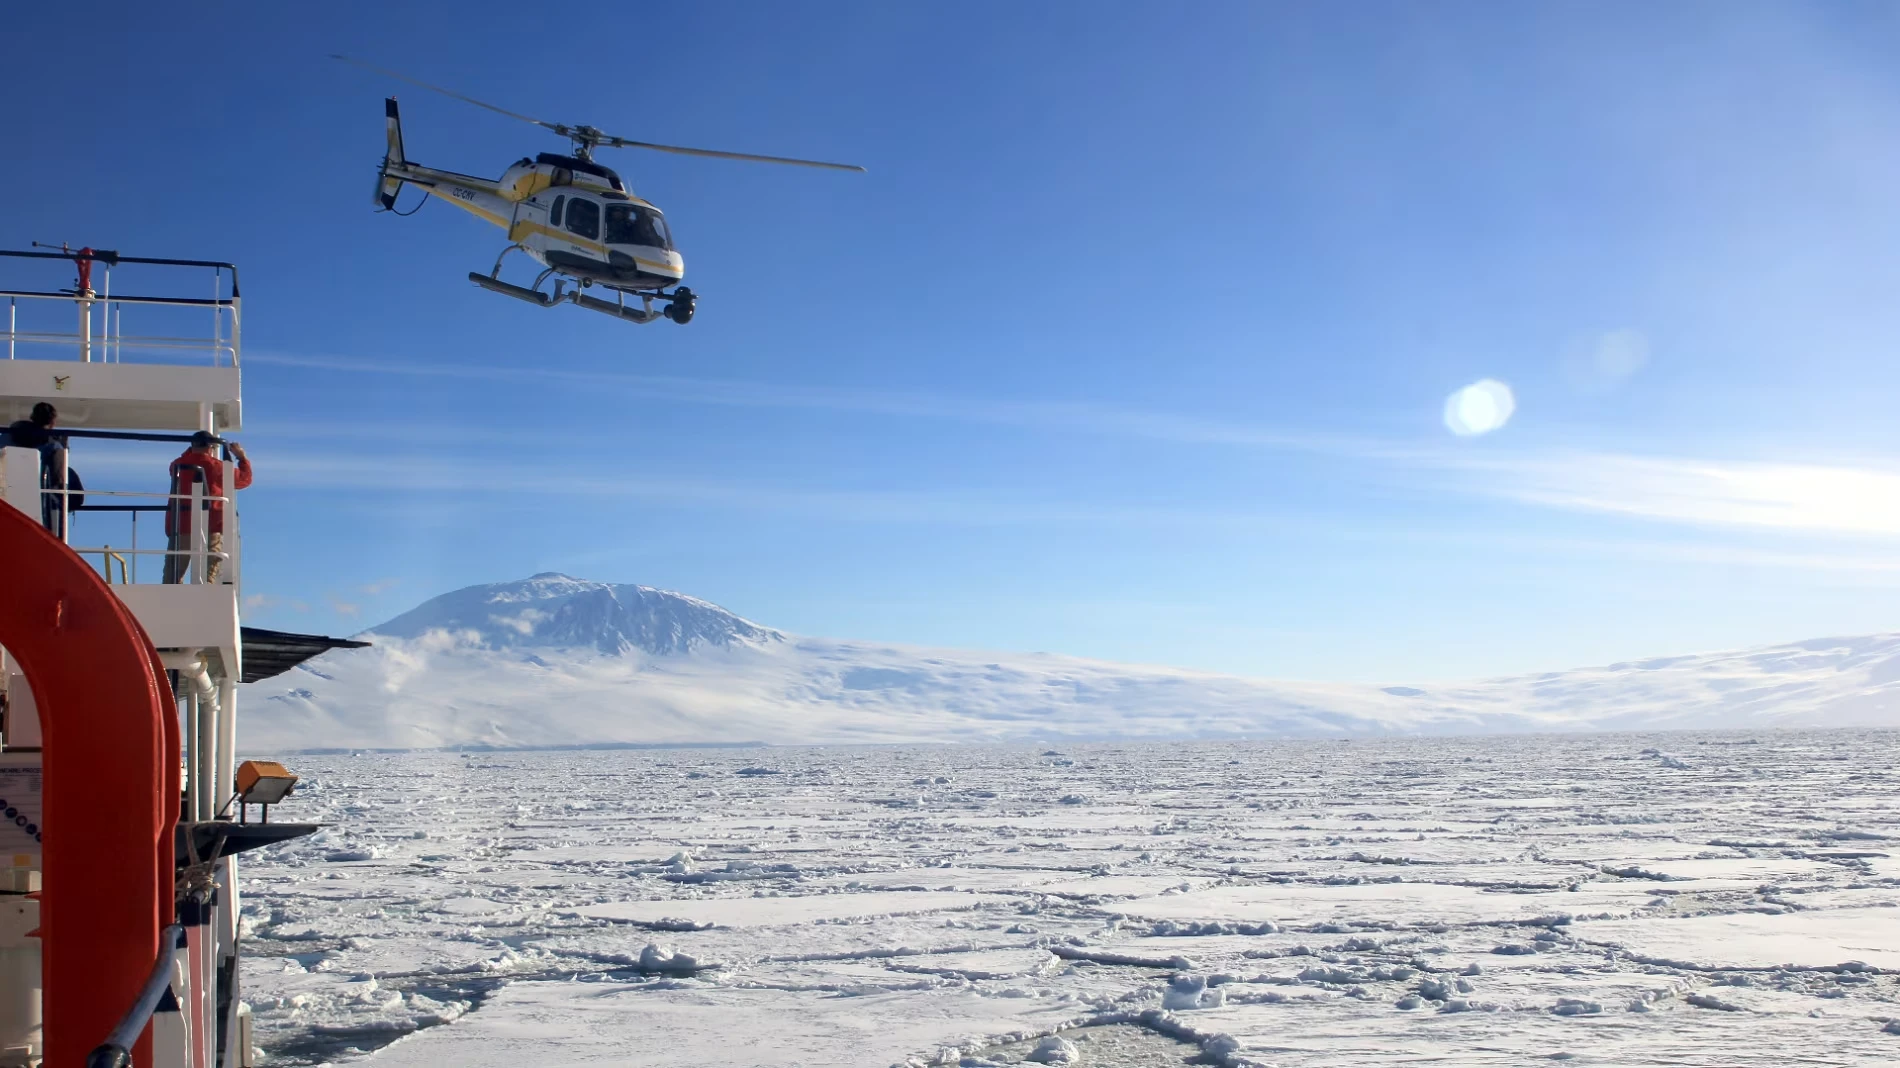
[[663, 287, 696, 325]]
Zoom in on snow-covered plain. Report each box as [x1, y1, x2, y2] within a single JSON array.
[[245, 575, 1900, 750], [238, 731, 1900, 1066]]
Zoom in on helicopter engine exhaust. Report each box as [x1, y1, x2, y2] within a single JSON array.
[[375, 97, 408, 211]]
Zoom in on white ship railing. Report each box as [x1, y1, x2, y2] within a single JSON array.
[[0, 249, 239, 367], [4, 429, 240, 587], [50, 486, 236, 587]]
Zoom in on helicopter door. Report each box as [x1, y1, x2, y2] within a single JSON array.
[[564, 197, 601, 253]]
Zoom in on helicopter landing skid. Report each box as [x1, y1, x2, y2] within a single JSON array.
[[469, 245, 674, 325], [468, 271, 559, 306], [466, 270, 668, 324]]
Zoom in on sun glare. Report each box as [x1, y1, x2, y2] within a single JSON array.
[[1444, 379, 1516, 437]]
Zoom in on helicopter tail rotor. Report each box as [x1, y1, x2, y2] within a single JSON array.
[[375, 97, 408, 211]]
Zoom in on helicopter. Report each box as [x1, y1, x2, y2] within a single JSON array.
[[336, 56, 864, 325]]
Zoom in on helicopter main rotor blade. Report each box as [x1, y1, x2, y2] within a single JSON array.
[[329, 54, 568, 135], [602, 137, 866, 172], [332, 55, 863, 171]]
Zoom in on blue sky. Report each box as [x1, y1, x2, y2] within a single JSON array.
[[10, 2, 1900, 681]]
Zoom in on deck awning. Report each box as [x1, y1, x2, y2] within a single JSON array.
[[239, 626, 370, 684]]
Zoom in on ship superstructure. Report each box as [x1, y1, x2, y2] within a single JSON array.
[[0, 248, 364, 1068]]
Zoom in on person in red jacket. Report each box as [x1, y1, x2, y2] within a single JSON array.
[[164, 430, 253, 583]]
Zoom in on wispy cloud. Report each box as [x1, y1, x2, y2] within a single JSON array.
[[242, 592, 309, 612], [245, 349, 1900, 548], [243, 349, 1358, 453], [225, 445, 1900, 587], [1447, 451, 1900, 539], [249, 452, 1260, 527]]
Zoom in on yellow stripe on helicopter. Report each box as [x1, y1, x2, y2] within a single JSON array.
[[430, 188, 511, 228]]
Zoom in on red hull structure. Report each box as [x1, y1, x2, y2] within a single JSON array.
[[0, 499, 178, 1066]]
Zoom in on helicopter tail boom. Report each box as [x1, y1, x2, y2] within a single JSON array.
[[376, 97, 407, 211]]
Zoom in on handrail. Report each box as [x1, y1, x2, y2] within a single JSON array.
[[7, 439, 243, 584], [0, 250, 241, 367], [99, 548, 129, 584], [0, 247, 241, 297], [0, 290, 236, 309], [76, 505, 168, 513], [44, 489, 231, 503], [0, 330, 236, 352], [0, 328, 237, 366], [0, 332, 232, 345], [70, 546, 229, 559], [84, 923, 185, 1068], [55, 429, 225, 445]]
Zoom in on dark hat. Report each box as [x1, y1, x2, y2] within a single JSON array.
[[190, 430, 217, 449]]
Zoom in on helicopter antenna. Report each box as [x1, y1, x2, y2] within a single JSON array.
[[330, 55, 865, 171]]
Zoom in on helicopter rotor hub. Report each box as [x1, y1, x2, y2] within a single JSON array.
[[569, 126, 608, 161]]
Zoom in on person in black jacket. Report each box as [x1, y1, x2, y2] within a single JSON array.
[[1, 402, 59, 454], [1, 403, 72, 535]]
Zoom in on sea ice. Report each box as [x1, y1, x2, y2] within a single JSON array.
[[1025, 1035, 1080, 1063], [233, 731, 1900, 1066]]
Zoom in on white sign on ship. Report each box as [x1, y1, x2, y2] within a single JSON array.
[[0, 753, 43, 868]]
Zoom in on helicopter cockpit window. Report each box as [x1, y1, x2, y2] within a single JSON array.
[[604, 204, 675, 250], [550, 195, 565, 227], [565, 197, 600, 241]]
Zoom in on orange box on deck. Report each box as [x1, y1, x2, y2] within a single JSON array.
[[236, 759, 298, 804]]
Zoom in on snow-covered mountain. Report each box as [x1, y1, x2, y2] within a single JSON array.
[[370, 573, 782, 655], [242, 574, 1900, 750]]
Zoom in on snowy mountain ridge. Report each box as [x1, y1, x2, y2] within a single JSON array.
[[368, 573, 782, 656], [241, 574, 1900, 750]]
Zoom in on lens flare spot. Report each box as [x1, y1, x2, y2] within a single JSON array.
[[1443, 379, 1516, 437]]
